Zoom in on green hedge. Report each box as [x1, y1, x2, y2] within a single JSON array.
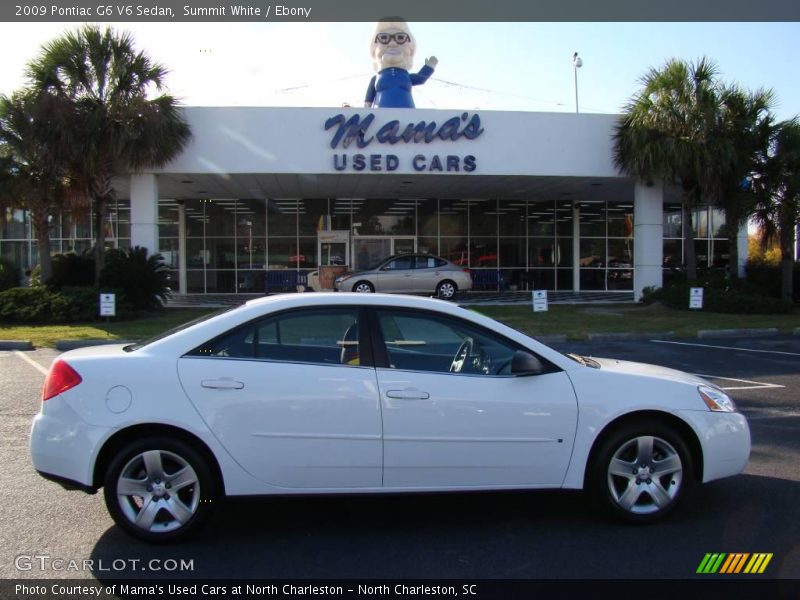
[[0, 286, 137, 323], [642, 279, 795, 314], [0, 258, 21, 292], [745, 262, 800, 301]]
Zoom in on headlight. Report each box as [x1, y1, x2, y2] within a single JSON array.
[[698, 385, 736, 412], [335, 275, 350, 283]]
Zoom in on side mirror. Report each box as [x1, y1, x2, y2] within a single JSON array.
[[511, 351, 544, 376]]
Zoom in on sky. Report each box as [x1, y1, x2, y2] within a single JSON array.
[[0, 21, 799, 120]]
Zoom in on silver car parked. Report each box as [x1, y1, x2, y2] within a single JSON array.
[[334, 254, 472, 299]]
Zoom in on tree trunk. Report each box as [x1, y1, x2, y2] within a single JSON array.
[[31, 206, 52, 284], [93, 195, 107, 284], [779, 205, 796, 303], [724, 214, 741, 281], [781, 256, 793, 302], [682, 202, 698, 280]]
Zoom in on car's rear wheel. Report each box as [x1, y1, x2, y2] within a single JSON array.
[[352, 281, 374, 293], [436, 280, 457, 300], [103, 437, 217, 542], [589, 421, 693, 523]]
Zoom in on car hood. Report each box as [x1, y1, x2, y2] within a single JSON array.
[[590, 357, 712, 388]]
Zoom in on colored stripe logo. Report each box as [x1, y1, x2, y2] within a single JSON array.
[[697, 553, 773, 574]]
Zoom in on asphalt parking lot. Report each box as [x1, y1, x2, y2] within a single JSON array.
[[1, 335, 799, 581]]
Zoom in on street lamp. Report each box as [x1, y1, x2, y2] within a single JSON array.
[[572, 52, 583, 113]]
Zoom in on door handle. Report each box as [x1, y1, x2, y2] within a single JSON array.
[[201, 378, 245, 390], [386, 388, 430, 400]]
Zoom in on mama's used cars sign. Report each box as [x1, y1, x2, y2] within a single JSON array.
[[324, 112, 483, 173]]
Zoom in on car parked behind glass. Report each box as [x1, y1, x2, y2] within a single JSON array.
[[333, 254, 472, 299]]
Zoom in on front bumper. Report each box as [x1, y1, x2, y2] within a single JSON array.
[[678, 409, 751, 482]]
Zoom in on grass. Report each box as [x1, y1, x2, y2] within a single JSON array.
[[0, 308, 218, 348], [472, 303, 800, 340], [1, 303, 798, 348]]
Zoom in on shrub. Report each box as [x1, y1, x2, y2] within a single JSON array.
[[745, 261, 800, 301], [0, 258, 21, 291], [49, 252, 95, 288], [99, 246, 170, 311], [643, 277, 794, 314]]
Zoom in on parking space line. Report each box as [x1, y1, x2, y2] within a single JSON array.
[[694, 374, 785, 391], [651, 339, 800, 357], [13, 351, 49, 376]]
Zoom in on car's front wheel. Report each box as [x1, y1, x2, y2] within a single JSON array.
[[103, 437, 217, 542], [589, 421, 693, 523]]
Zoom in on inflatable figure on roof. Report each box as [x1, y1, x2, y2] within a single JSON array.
[[364, 20, 437, 109]]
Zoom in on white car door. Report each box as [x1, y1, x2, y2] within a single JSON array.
[[178, 307, 382, 489], [372, 309, 578, 488]]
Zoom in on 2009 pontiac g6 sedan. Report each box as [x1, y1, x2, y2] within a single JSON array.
[[31, 294, 750, 542]]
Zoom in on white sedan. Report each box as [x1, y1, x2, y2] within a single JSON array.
[[30, 294, 750, 542]]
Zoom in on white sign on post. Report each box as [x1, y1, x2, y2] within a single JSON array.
[[689, 287, 704, 310], [532, 290, 548, 312], [99, 293, 116, 317]]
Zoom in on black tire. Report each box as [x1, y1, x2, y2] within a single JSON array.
[[352, 281, 375, 293], [103, 437, 218, 543], [436, 280, 457, 300], [588, 420, 694, 524]]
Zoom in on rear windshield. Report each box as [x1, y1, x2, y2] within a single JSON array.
[[124, 307, 237, 352]]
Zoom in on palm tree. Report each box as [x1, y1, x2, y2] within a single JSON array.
[[26, 25, 191, 282], [0, 90, 74, 283], [752, 119, 800, 302], [614, 57, 733, 281], [714, 85, 775, 280]]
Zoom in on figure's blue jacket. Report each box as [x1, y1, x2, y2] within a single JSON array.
[[365, 65, 434, 108]]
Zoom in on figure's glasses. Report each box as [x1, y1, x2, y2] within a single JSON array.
[[375, 32, 410, 45]]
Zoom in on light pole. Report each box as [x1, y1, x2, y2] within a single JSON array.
[[572, 52, 583, 113]]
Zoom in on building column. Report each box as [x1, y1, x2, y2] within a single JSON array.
[[737, 222, 749, 278], [130, 174, 159, 257], [572, 204, 580, 291], [178, 202, 187, 295], [633, 180, 664, 301]]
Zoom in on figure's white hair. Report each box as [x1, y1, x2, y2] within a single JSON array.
[[370, 19, 416, 71]]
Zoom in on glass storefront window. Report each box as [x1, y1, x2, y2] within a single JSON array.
[[205, 270, 236, 293], [663, 203, 682, 238], [499, 202, 526, 238], [663, 239, 682, 270], [712, 239, 729, 267], [417, 200, 437, 237], [299, 199, 328, 236], [469, 238, 497, 268], [607, 204, 634, 238], [579, 202, 605, 237], [268, 199, 299, 236], [528, 202, 555, 237], [469, 199, 498, 236], [440, 237, 468, 266], [528, 238, 554, 267], [555, 201, 574, 237], [692, 206, 709, 238], [417, 236, 438, 256], [236, 200, 267, 239], [499, 238, 525, 268], [711, 208, 726, 238], [528, 269, 555, 291], [438, 199, 467, 237], [237, 237, 266, 270], [580, 269, 605, 291], [580, 238, 606, 268], [607, 239, 633, 267]]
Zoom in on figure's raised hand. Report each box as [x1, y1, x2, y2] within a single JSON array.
[[425, 56, 438, 68]]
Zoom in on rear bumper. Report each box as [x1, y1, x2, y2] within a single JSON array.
[[30, 396, 110, 489]]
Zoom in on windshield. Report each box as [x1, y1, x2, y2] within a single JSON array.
[[124, 306, 236, 352]]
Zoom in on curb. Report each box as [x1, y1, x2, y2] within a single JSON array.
[[0, 340, 34, 351], [697, 328, 780, 339], [55, 339, 135, 351], [587, 331, 676, 342]]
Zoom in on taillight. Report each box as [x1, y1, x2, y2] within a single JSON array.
[[462, 268, 471, 274], [41, 360, 82, 401]]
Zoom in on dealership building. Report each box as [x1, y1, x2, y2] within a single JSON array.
[[0, 107, 745, 299]]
